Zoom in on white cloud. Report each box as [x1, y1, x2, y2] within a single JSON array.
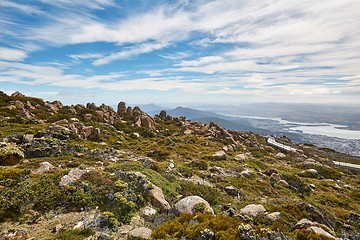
[[39, 0, 115, 10], [0, 47, 27, 61], [68, 53, 104, 60], [0, 0, 43, 15], [93, 42, 169, 66]]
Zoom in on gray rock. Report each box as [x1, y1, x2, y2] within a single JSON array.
[[240, 169, 252, 177], [128, 227, 152, 240], [212, 150, 226, 160], [239, 204, 266, 218], [234, 153, 247, 162], [174, 196, 214, 215], [276, 152, 286, 159], [68, 169, 89, 179]]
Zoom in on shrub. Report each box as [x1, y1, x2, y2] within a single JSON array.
[[152, 212, 241, 239], [56, 228, 95, 240], [281, 173, 311, 195], [179, 181, 222, 206]]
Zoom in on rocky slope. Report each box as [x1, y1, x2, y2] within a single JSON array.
[[0, 91, 359, 240]]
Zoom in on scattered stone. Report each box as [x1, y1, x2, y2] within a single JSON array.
[[130, 214, 144, 227], [212, 150, 226, 160], [128, 227, 152, 240], [59, 175, 77, 187], [73, 221, 84, 230], [266, 212, 281, 221], [270, 173, 281, 182], [310, 184, 316, 189], [70, 117, 79, 122], [298, 169, 318, 178], [239, 204, 267, 218], [175, 196, 214, 215], [276, 152, 286, 159], [143, 158, 155, 169]]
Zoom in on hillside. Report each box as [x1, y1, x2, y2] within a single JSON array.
[[0, 91, 359, 240]]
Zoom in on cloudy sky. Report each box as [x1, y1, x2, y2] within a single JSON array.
[[0, 0, 359, 106]]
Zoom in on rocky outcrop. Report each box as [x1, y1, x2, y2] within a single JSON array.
[[47, 119, 101, 140], [11, 91, 25, 98], [117, 101, 156, 131], [174, 196, 214, 215], [212, 150, 226, 160], [134, 115, 156, 131]]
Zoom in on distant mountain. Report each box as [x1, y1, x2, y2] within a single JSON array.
[[135, 103, 168, 115]]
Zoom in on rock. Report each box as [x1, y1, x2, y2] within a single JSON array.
[[299, 169, 318, 178], [198, 228, 214, 240], [270, 173, 281, 182], [59, 168, 89, 187], [240, 169, 253, 177], [307, 226, 337, 239], [310, 183, 316, 189], [33, 161, 55, 174], [22, 134, 34, 143], [276, 152, 286, 159], [134, 115, 156, 131], [174, 196, 214, 215], [224, 186, 241, 196], [234, 153, 247, 162], [277, 180, 289, 187], [128, 227, 152, 240], [143, 158, 155, 169], [239, 204, 267, 218], [141, 206, 157, 221], [149, 184, 171, 211], [212, 150, 226, 160], [68, 169, 89, 179], [264, 169, 278, 176], [131, 132, 140, 138], [266, 212, 281, 221], [130, 214, 144, 227], [117, 101, 127, 116], [70, 117, 79, 122], [11, 91, 25, 97], [294, 219, 321, 229], [0, 142, 25, 165], [73, 221, 84, 230], [159, 110, 167, 119], [59, 175, 77, 187], [84, 113, 92, 121]]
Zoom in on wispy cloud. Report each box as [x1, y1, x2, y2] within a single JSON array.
[[0, 0, 43, 15], [93, 42, 169, 66], [0, 47, 27, 61]]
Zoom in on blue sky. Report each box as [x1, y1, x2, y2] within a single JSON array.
[[0, 0, 359, 106]]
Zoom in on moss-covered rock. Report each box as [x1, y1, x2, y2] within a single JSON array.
[[0, 142, 24, 165]]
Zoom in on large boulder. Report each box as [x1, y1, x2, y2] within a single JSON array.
[[149, 184, 171, 211], [239, 204, 266, 218], [307, 226, 337, 239], [174, 196, 214, 215], [59, 168, 89, 187], [33, 161, 55, 174], [134, 115, 156, 131]]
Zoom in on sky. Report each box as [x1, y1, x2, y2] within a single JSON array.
[[0, 0, 359, 107]]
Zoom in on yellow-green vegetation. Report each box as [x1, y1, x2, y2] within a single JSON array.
[[0, 92, 359, 239]]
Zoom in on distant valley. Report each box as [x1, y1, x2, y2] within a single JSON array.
[[143, 103, 360, 157]]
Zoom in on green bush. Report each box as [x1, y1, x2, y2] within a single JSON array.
[[56, 228, 94, 240], [281, 173, 311, 195], [179, 181, 222, 206], [152, 212, 241, 239]]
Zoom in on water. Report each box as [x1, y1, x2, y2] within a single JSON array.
[[232, 115, 360, 140]]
